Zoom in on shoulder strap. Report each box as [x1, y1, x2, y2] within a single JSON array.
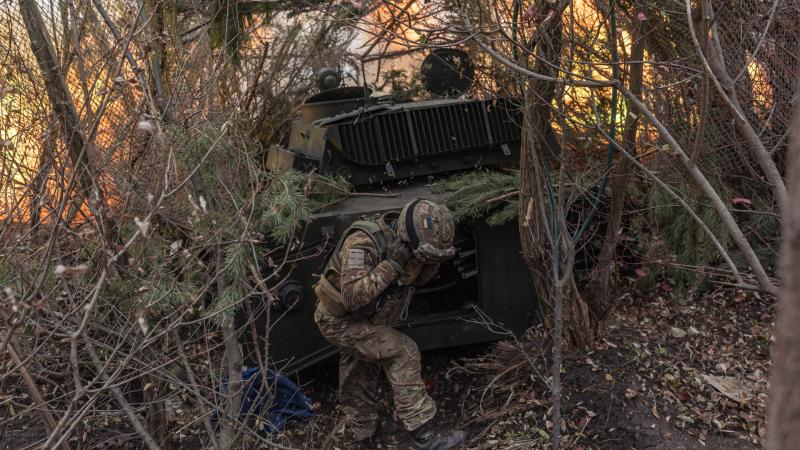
[[325, 220, 390, 275]]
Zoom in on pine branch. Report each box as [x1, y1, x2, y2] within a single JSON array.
[[433, 170, 520, 225]]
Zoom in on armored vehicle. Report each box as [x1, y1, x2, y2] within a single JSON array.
[[242, 52, 546, 373]]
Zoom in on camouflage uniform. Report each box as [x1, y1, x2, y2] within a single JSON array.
[[314, 227, 440, 442]]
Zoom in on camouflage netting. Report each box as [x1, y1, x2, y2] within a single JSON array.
[[0, 1, 174, 223], [644, 0, 798, 200], [430, 0, 798, 286], [636, 0, 798, 276], [0, 0, 350, 224]]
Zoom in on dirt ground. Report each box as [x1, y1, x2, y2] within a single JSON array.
[[276, 288, 771, 450], [0, 287, 771, 449]]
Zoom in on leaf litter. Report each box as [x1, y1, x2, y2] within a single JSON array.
[[272, 286, 770, 449]]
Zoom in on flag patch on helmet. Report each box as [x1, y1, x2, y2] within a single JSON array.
[[422, 217, 434, 229]]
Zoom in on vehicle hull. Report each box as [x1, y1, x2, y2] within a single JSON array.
[[239, 185, 538, 373]]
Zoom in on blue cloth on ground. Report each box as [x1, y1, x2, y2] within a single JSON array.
[[218, 366, 315, 433]]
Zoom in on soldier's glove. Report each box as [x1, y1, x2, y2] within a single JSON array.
[[385, 238, 413, 273]]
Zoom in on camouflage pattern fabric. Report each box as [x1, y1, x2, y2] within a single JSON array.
[[336, 230, 400, 312], [397, 199, 456, 262], [315, 228, 440, 442]]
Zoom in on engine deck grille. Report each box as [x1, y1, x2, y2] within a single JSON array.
[[334, 99, 521, 166]]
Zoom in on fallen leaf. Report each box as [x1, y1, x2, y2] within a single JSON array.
[[702, 374, 752, 405], [652, 404, 661, 418], [670, 327, 687, 338], [731, 197, 752, 206]]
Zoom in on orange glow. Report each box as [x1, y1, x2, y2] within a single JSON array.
[[368, 0, 425, 50], [1, 1, 783, 223], [747, 57, 775, 121], [1, 38, 139, 224]]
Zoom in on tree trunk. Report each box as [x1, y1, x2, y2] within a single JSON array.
[[586, 3, 646, 321], [18, 0, 102, 206], [217, 248, 244, 450], [692, 0, 787, 214], [518, 4, 594, 348], [765, 74, 800, 449]]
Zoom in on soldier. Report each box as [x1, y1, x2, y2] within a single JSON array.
[[314, 199, 466, 450]]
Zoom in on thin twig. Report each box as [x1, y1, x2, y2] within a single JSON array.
[[172, 330, 219, 449], [6, 342, 70, 450], [84, 339, 161, 450]]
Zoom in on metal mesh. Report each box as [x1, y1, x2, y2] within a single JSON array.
[[0, 0, 149, 222], [644, 0, 798, 201], [2, 0, 798, 221]]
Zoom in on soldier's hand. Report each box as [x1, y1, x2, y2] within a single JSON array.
[[385, 237, 414, 273]]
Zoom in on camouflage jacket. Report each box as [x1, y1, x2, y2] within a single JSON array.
[[337, 229, 439, 320]]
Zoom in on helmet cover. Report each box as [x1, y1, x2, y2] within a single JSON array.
[[396, 199, 456, 261]]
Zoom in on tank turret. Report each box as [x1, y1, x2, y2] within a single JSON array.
[[267, 49, 536, 186]]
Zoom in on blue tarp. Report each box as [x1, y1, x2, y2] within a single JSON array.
[[217, 366, 315, 433]]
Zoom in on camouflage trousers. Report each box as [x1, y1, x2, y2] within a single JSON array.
[[314, 305, 436, 442]]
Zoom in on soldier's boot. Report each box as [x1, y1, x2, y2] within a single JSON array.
[[410, 421, 466, 450]]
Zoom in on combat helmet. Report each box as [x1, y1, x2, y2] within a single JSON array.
[[396, 199, 456, 261]]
